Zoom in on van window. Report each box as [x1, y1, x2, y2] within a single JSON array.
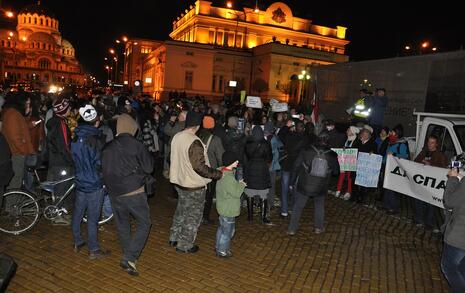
[[425, 124, 456, 161], [454, 125, 465, 153]]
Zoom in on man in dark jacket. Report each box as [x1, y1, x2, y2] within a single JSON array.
[[287, 132, 339, 235], [0, 132, 14, 207], [71, 105, 109, 260], [223, 116, 246, 179], [102, 113, 154, 276], [46, 98, 74, 225], [197, 116, 225, 225], [278, 120, 307, 218]]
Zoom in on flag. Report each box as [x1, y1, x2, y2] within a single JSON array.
[[310, 91, 318, 125]]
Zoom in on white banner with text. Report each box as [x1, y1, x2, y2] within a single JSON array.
[[383, 155, 447, 208]]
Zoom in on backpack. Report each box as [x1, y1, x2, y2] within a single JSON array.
[[303, 145, 331, 178]]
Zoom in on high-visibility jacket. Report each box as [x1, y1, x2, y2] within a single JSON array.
[[352, 98, 372, 118]]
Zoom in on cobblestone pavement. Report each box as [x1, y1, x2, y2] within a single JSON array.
[[1, 175, 448, 292]]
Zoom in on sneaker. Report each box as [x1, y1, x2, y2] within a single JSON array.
[[342, 192, 351, 201], [286, 230, 296, 236], [89, 249, 111, 260], [120, 260, 139, 276], [176, 245, 199, 254], [216, 251, 231, 258], [335, 191, 341, 198], [52, 215, 71, 226], [314, 228, 325, 234], [432, 228, 442, 234], [73, 242, 86, 253], [280, 213, 289, 219]]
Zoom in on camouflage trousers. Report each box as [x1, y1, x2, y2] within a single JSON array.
[[169, 186, 206, 250]]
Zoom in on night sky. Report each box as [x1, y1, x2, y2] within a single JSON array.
[[2, 0, 463, 81]]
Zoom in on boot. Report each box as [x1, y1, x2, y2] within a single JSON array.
[[260, 199, 272, 225], [246, 197, 254, 223]]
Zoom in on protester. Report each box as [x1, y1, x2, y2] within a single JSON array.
[[0, 132, 13, 207], [287, 132, 340, 235], [441, 166, 465, 292], [215, 151, 245, 258], [413, 135, 448, 232], [168, 111, 224, 254], [102, 113, 154, 276], [71, 105, 109, 260], [197, 115, 225, 225], [335, 126, 359, 200]]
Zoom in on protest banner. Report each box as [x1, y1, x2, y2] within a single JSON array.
[[271, 102, 288, 112], [245, 96, 262, 108], [383, 155, 447, 208], [331, 148, 358, 171], [355, 152, 383, 187]]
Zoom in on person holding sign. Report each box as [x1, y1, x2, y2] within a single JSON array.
[[335, 126, 360, 200], [413, 135, 448, 231]]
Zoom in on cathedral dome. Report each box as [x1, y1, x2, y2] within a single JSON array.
[[19, 4, 56, 18]]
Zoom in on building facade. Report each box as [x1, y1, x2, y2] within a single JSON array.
[[125, 1, 350, 103], [0, 3, 85, 90]]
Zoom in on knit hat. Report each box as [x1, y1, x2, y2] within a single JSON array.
[[222, 151, 238, 167], [185, 111, 203, 128], [203, 115, 215, 129], [53, 99, 70, 117], [116, 113, 138, 136], [79, 104, 97, 122], [349, 126, 360, 135], [264, 121, 275, 135]]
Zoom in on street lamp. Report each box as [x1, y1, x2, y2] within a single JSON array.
[[105, 65, 111, 85], [403, 41, 437, 55], [298, 70, 311, 105]]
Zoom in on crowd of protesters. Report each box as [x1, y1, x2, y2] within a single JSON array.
[[0, 86, 464, 290]]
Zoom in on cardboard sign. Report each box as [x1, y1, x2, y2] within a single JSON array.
[[245, 96, 262, 108], [272, 102, 288, 112], [331, 148, 358, 171], [355, 152, 383, 187], [269, 98, 279, 106]]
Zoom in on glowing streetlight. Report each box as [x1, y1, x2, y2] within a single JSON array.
[[8, 31, 14, 37], [116, 40, 120, 44], [5, 11, 14, 18], [405, 45, 411, 50], [227, 1, 233, 8], [432, 47, 437, 52], [109, 48, 115, 54], [421, 42, 429, 48], [122, 36, 128, 42]]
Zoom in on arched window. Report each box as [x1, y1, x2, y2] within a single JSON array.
[[40, 18, 43, 25], [28, 17, 31, 23], [34, 17, 37, 24], [38, 58, 51, 69]]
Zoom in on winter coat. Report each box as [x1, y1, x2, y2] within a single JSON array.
[[71, 125, 106, 192], [216, 170, 246, 217], [269, 135, 283, 171], [0, 133, 13, 186], [353, 138, 378, 154], [1, 107, 34, 155], [278, 126, 307, 172], [443, 176, 465, 250], [243, 126, 272, 189], [102, 133, 154, 197], [292, 144, 339, 196], [223, 129, 246, 165], [198, 129, 225, 169], [46, 115, 73, 168]]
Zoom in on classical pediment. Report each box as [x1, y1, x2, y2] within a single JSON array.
[[181, 61, 197, 68]]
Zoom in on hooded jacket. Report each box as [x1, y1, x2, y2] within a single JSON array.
[[102, 114, 154, 197], [243, 126, 272, 189], [71, 124, 106, 192]]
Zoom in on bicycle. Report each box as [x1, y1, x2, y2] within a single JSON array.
[[0, 169, 113, 235]]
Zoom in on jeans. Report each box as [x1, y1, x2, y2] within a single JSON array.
[[71, 189, 104, 251], [288, 191, 325, 232], [8, 155, 25, 190], [24, 154, 37, 193], [414, 199, 436, 227], [102, 191, 113, 218], [110, 192, 152, 262], [280, 171, 291, 215], [383, 189, 399, 213], [268, 170, 278, 207], [441, 242, 465, 293], [215, 215, 236, 253]]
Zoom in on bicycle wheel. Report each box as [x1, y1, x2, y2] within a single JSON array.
[[0, 189, 40, 235], [83, 213, 114, 225]]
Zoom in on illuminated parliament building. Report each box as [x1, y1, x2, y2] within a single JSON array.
[[0, 2, 85, 90], [124, 1, 349, 104]]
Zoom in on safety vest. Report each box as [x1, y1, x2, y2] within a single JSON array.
[[352, 98, 372, 118]]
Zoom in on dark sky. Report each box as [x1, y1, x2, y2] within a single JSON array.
[[2, 0, 463, 81]]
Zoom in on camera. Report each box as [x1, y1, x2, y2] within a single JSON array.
[[451, 160, 463, 169], [291, 114, 300, 119]]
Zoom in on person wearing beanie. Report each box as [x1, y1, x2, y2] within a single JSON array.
[[243, 125, 273, 224], [169, 111, 229, 254], [215, 151, 245, 258], [45, 97, 74, 225], [162, 110, 186, 179], [102, 113, 154, 276], [71, 104, 110, 260], [334, 125, 361, 200], [197, 115, 225, 225]]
